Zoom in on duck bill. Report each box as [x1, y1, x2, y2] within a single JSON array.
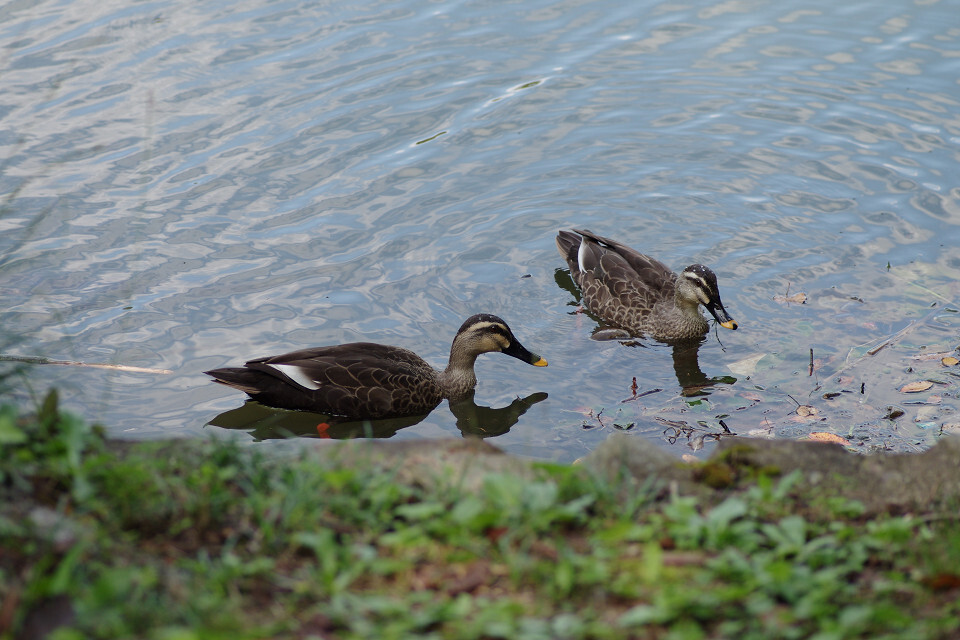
[[503, 340, 548, 367], [707, 301, 738, 331]]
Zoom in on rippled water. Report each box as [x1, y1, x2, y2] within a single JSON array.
[[2, 0, 959, 462]]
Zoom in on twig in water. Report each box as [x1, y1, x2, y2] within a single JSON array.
[[0, 354, 172, 375]]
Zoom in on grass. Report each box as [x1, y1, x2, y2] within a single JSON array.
[[2, 391, 960, 639]]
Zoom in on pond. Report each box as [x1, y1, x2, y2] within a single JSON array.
[[2, 0, 959, 462]]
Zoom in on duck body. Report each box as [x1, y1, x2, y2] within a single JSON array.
[[205, 313, 547, 419], [556, 228, 737, 341]]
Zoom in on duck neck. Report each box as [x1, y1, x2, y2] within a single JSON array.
[[671, 290, 709, 335], [674, 291, 702, 318], [439, 339, 479, 399]]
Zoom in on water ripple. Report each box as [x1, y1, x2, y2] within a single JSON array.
[[1, 0, 958, 458]]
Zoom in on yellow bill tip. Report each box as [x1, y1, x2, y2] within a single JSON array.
[[532, 357, 548, 367], [720, 320, 738, 330]]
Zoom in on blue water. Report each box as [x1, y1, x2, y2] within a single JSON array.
[[2, 0, 959, 461]]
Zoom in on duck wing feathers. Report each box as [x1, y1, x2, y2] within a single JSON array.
[[209, 343, 444, 418], [557, 229, 677, 327]]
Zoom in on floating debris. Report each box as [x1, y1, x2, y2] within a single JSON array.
[[900, 380, 934, 393], [773, 291, 807, 305], [883, 407, 905, 420], [728, 353, 765, 377], [808, 432, 852, 446]]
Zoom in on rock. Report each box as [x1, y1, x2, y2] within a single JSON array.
[[309, 437, 538, 492], [582, 433, 960, 514]]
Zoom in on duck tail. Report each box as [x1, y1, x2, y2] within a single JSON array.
[[555, 229, 582, 274], [205, 367, 264, 394]]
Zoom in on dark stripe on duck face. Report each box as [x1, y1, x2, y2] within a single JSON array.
[[682, 265, 738, 330], [680, 266, 719, 303], [461, 320, 513, 351]]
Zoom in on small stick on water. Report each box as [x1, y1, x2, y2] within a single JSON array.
[[0, 355, 172, 375], [809, 348, 814, 377]]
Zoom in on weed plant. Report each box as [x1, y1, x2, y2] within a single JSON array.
[[2, 392, 959, 639]]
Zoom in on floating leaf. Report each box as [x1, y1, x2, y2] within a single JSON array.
[[900, 381, 933, 393], [942, 356, 959, 367], [773, 292, 807, 304], [909, 351, 954, 361], [796, 405, 818, 417], [808, 432, 851, 446], [728, 353, 766, 377]]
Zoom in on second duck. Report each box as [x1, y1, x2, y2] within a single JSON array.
[[556, 228, 737, 341]]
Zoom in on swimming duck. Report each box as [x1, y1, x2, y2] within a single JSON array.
[[205, 313, 547, 418], [556, 228, 737, 341]]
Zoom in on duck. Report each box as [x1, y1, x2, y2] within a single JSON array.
[[556, 228, 738, 341], [205, 313, 547, 419]]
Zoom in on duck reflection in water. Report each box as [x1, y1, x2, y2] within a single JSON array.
[[207, 390, 548, 441], [554, 228, 739, 394]]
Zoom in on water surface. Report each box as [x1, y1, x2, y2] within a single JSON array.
[[2, 0, 959, 461]]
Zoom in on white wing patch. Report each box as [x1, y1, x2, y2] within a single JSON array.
[[269, 364, 322, 390], [577, 236, 590, 273]]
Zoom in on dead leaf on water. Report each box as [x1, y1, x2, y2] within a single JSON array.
[[909, 351, 954, 361], [796, 405, 818, 417], [773, 292, 807, 305], [900, 380, 934, 393], [808, 432, 852, 446], [942, 356, 959, 367], [728, 353, 765, 377]]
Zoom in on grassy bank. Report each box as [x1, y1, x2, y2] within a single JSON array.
[[2, 392, 959, 639]]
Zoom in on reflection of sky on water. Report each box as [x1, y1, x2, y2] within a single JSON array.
[[1, 0, 958, 460]]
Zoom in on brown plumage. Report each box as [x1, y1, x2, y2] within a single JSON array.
[[205, 313, 547, 418], [556, 228, 737, 341]]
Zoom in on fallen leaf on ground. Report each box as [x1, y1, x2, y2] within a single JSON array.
[[900, 381, 934, 393], [922, 573, 960, 591], [808, 432, 851, 446]]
